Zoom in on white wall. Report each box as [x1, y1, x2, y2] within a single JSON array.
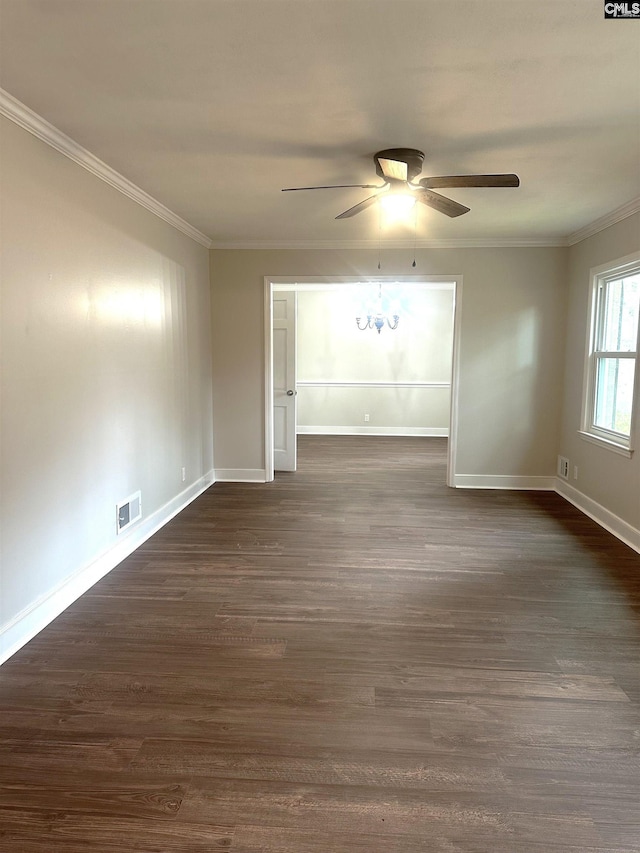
[[211, 246, 567, 484], [557, 212, 640, 548], [0, 116, 214, 663], [295, 285, 453, 435]]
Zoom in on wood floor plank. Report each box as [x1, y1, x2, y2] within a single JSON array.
[[231, 823, 637, 853], [129, 741, 506, 789], [177, 776, 514, 839], [0, 808, 234, 851], [1, 436, 639, 852], [0, 777, 185, 820]]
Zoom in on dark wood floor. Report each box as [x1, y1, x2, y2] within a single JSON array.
[[2, 436, 640, 852]]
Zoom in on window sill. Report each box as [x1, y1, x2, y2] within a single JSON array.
[[578, 430, 633, 458]]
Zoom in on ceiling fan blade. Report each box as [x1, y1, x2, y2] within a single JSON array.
[[377, 158, 408, 182], [416, 189, 470, 218], [335, 194, 380, 219], [282, 184, 381, 192], [420, 174, 520, 189]]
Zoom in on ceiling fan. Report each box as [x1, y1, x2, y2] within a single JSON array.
[[282, 148, 519, 219]]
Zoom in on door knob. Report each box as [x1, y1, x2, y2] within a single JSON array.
[[286, 389, 295, 396]]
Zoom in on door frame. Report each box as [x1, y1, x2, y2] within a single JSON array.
[[264, 275, 463, 484]]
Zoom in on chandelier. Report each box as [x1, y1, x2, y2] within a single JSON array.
[[355, 283, 400, 334]]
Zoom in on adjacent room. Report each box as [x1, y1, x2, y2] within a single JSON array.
[[1, 1, 639, 850], [268, 281, 455, 475]]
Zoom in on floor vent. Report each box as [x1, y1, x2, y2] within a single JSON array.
[[116, 491, 142, 534]]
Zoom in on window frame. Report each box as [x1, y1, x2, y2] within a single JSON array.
[[580, 252, 640, 458]]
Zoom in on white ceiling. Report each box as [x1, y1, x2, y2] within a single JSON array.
[[1, 0, 639, 246]]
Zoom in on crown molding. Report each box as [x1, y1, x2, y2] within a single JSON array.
[[566, 197, 640, 246], [210, 236, 567, 250], [0, 89, 212, 249], [3, 87, 636, 253]]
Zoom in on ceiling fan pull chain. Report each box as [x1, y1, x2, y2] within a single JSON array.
[[412, 204, 418, 268]]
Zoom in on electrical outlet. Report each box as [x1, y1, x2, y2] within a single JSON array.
[[364, 413, 370, 422], [181, 467, 186, 482], [557, 456, 569, 479]]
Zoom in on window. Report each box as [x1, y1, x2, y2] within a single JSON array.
[[582, 254, 640, 454]]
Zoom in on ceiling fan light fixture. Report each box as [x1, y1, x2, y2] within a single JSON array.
[[379, 191, 416, 223], [283, 148, 519, 221]]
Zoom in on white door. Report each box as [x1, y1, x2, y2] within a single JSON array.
[[273, 290, 297, 471]]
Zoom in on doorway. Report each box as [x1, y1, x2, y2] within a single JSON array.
[[264, 276, 462, 484]]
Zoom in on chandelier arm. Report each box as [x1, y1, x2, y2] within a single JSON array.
[[356, 316, 373, 331]]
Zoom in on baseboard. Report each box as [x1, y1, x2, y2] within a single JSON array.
[[0, 470, 215, 666], [555, 478, 640, 555], [214, 468, 267, 483], [297, 426, 448, 437], [451, 474, 556, 490]]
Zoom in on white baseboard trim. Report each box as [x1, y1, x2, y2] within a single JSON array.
[[297, 426, 448, 437], [0, 470, 215, 667], [214, 468, 267, 483], [452, 474, 556, 490], [555, 478, 640, 555]]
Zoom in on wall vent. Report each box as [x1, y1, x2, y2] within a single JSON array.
[[116, 491, 142, 534], [557, 456, 569, 479]]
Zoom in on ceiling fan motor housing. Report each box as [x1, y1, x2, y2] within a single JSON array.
[[374, 148, 425, 182]]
